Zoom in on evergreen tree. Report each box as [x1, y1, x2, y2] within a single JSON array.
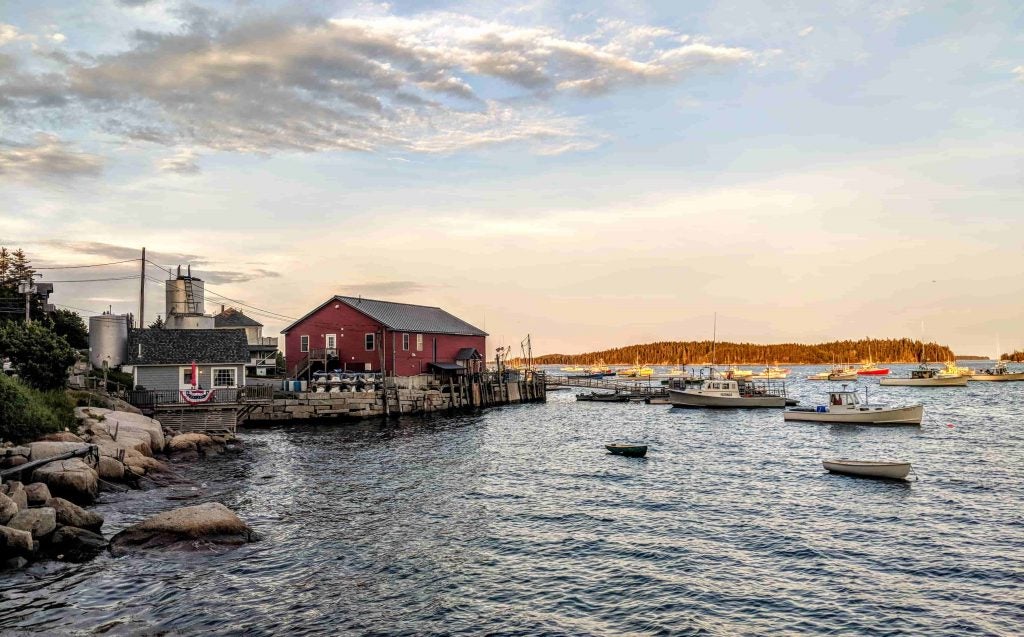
[[9, 249, 34, 284], [148, 315, 165, 329], [49, 308, 89, 349], [0, 247, 10, 289]]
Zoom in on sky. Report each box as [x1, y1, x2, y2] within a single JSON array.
[[1, 0, 1022, 357]]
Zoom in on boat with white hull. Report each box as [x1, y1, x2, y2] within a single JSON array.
[[970, 361, 1024, 382], [822, 459, 912, 480], [668, 378, 788, 408], [879, 366, 968, 387], [784, 387, 923, 425]]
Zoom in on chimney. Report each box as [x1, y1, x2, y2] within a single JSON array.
[[221, 304, 225, 313]]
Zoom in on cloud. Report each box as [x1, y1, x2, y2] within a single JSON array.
[[159, 149, 200, 174], [201, 269, 282, 284], [39, 240, 205, 264], [798, 26, 814, 37], [1014, 65, 1024, 83], [3, 10, 755, 159], [0, 134, 103, 179], [0, 24, 26, 47], [338, 281, 430, 297]]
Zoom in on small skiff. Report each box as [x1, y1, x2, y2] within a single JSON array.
[[606, 444, 648, 458], [822, 459, 912, 480]]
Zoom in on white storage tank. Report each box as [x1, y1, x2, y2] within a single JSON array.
[[89, 313, 129, 369], [165, 266, 205, 316]]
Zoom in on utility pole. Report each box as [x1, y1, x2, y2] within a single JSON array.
[[20, 276, 32, 324], [139, 247, 146, 328]]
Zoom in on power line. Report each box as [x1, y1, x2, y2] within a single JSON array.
[[39, 275, 140, 283], [144, 274, 295, 322], [35, 258, 139, 270], [54, 303, 104, 315]]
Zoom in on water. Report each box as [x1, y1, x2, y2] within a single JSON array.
[[2, 365, 1023, 635]]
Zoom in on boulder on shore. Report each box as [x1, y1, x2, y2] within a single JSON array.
[[0, 492, 17, 525], [49, 526, 108, 562], [6, 482, 28, 512], [0, 525, 35, 558], [46, 497, 104, 532], [31, 458, 99, 504], [97, 455, 125, 481], [7, 508, 57, 539], [27, 441, 92, 462], [109, 502, 255, 555], [42, 432, 85, 443], [24, 482, 52, 506]]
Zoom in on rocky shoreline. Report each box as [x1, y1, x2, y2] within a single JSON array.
[[1, 407, 256, 569]]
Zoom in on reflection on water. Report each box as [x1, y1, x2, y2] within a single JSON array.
[[1, 366, 1023, 635]]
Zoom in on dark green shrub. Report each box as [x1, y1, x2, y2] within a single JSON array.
[[0, 321, 76, 390], [0, 374, 68, 443]]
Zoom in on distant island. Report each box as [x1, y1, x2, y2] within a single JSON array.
[[529, 338, 969, 366], [1002, 350, 1024, 362]]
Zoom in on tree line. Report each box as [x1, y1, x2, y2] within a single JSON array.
[[1002, 351, 1024, 362], [529, 338, 959, 365]]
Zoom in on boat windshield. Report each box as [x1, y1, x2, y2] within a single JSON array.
[[830, 392, 857, 406]]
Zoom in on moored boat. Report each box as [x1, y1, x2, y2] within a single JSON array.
[[822, 459, 912, 480], [560, 365, 586, 373], [668, 378, 788, 408], [750, 365, 790, 380], [970, 361, 1024, 382], [879, 366, 968, 387], [943, 361, 974, 377], [605, 443, 648, 458], [576, 392, 630, 403], [783, 387, 923, 425], [856, 362, 890, 376]]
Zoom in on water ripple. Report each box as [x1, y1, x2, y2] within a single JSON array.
[[2, 366, 1023, 635]]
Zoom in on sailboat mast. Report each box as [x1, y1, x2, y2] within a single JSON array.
[[711, 312, 717, 367]]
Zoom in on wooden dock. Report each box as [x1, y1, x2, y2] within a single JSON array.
[[546, 375, 668, 397]]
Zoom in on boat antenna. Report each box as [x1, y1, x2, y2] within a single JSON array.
[[711, 312, 717, 370]]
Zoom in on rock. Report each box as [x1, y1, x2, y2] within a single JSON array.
[[3, 446, 31, 458], [168, 433, 213, 453], [0, 455, 28, 469], [4, 556, 28, 570], [7, 483, 28, 511], [0, 525, 36, 557], [49, 526, 107, 562], [46, 497, 103, 532], [31, 458, 98, 504], [169, 450, 200, 463], [97, 455, 125, 481], [109, 502, 255, 555], [7, 508, 57, 539], [27, 441, 92, 462], [24, 482, 52, 506], [0, 492, 17, 524], [42, 432, 85, 443]]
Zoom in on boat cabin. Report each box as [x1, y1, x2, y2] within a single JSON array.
[[700, 379, 741, 396], [909, 367, 940, 379], [829, 390, 862, 408]]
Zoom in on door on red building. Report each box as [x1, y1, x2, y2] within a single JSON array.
[[326, 334, 337, 356]]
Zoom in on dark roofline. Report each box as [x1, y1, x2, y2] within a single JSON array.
[[280, 295, 489, 336]]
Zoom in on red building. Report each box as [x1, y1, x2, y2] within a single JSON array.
[[281, 296, 487, 378]]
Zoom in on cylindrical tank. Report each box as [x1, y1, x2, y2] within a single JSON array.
[[165, 314, 215, 330], [89, 313, 129, 369], [165, 276, 205, 316]]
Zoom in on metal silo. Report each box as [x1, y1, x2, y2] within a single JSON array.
[[165, 265, 205, 316], [89, 313, 129, 369]]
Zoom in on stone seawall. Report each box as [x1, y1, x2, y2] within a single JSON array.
[[245, 376, 546, 423]]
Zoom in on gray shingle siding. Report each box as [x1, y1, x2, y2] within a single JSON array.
[[135, 363, 245, 391]]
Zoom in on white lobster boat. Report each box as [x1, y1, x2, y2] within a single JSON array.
[[668, 378, 788, 408], [784, 387, 923, 425], [879, 366, 968, 387], [822, 459, 912, 480], [970, 361, 1024, 382]]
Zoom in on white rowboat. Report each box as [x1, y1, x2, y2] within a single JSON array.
[[822, 459, 912, 480]]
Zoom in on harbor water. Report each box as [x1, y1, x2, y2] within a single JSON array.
[[2, 365, 1023, 635]]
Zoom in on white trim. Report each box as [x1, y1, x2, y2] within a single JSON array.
[[178, 366, 196, 390], [416, 333, 423, 352], [402, 333, 410, 351], [300, 335, 310, 353], [365, 333, 375, 351], [326, 333, 337, 353], [211, 366, 238, 388]]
